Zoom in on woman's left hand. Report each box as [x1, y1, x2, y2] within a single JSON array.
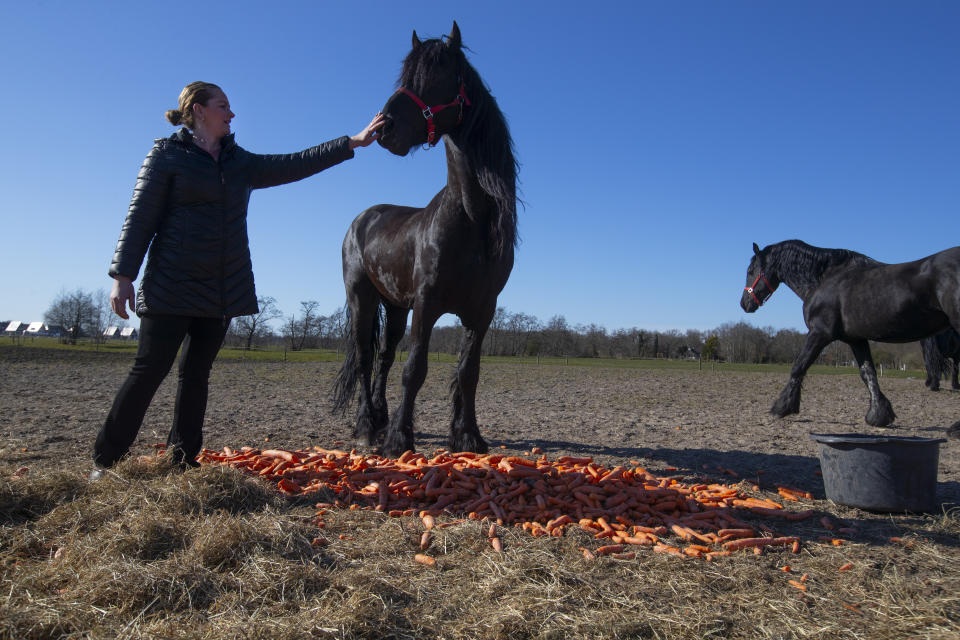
[[350, 113, 385, 149]]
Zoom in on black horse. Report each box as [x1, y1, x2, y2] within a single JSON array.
[[333, 22, 517, 457], [741, 240, 960, 427], [921, 328, 960, 391]]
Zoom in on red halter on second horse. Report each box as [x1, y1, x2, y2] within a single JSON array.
[[395, 83, 470, 146], [745, 271, 777, 306]]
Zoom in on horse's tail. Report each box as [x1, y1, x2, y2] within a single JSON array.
[[331, 303, 382, 414]]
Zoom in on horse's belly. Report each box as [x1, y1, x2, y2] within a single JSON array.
[[843, 307, 948, 342]]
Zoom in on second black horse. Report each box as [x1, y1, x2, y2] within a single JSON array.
[[741, 239, 960, 427]]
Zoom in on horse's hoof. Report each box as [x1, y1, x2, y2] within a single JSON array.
[[353, 432, 376, 447], [865, 406, 896, 428], [449, 432, 488, 454], [770, 401, 799, 418], [381, 433, 414, 459]]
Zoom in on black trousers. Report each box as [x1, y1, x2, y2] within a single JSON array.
[[94, 315, 229, 468]]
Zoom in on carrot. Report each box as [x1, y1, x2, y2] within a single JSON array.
[[262, 449, 297, 463], [580, 547, 596, 561], [490, 537, 503, 552], [422, 514, 435, 530], [277, 478, 302, 493], [722, 536, 799, 552], [414, 553, 436, 567], [595, 544, 625, 556], [653, 543, 683, 557], [838, 562, 854, 572], [777, 486, 814, 499], [420, 531, 433, 551], [788, 579, 807, 591]]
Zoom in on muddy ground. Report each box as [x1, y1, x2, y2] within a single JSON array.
[[1, 345, 957, 533]]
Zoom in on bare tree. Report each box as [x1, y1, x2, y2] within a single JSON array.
[[91, 289, 117, 345], [327, 306, 348, 353], [544, 315, 572, 356], [282, 300, 321, 351], [45, 288, 96, 344], [234, 295, 283, 351], [484, 306, 509, 356]]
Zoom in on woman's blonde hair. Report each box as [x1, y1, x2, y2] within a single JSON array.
[[165, 81, 222, 129]]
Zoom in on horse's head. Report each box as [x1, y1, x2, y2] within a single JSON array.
[[378, 21, 470, 155], [741, 242, 779, 312]]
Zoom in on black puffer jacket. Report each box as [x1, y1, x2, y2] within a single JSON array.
[[109, 128, 354, 318]]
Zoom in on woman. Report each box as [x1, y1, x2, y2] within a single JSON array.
[[93, 81, 384, 476]]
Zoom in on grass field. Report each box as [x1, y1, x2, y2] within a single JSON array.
[[0, 335, 926, 378]]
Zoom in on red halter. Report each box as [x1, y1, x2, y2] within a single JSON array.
[[394, 83, 470, 146], [744, 271, 778, 306]]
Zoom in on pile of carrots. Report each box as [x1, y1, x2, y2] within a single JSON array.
[[196, 445, 819, 561]]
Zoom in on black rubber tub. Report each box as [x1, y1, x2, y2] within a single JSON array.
[[810, 433, 947, 513]]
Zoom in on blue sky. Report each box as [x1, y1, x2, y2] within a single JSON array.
[[1, 1, 957, 334]]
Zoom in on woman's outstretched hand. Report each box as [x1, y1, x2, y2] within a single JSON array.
[[350, 112, 385, 149], [111, 275, 136, 320]]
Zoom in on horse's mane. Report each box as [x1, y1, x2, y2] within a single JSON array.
[[399, 37, 519, 259], [767, 239, 880, 288]]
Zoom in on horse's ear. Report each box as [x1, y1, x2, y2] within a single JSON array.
[[447, 21, 462, 49], [753, 242, 761, 257], [412, 30, 422, 50]]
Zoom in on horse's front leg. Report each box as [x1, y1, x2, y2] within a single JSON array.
[[772, 331, 831, 418], [951, 358, 960, 391], [448, 326, 489, 454], [849, 340, 896, 427], [370, 305, 410, 440], [381, 308, 437, 458]]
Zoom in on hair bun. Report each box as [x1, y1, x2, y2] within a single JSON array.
[[165, 109, 183, 126]]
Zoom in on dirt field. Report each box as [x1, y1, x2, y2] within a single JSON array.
[[1, 345, 957, 519], [3, 345, 960, 639]]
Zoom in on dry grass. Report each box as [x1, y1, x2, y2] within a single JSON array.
[[2, 456, 958, 640]]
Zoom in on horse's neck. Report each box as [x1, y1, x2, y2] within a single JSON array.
[[444, 137, 490, 221], [769, 243, 846, 301]]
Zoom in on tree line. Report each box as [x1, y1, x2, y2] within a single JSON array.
[[32, 289, 924, 370], [227, 298, 924, 370]]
